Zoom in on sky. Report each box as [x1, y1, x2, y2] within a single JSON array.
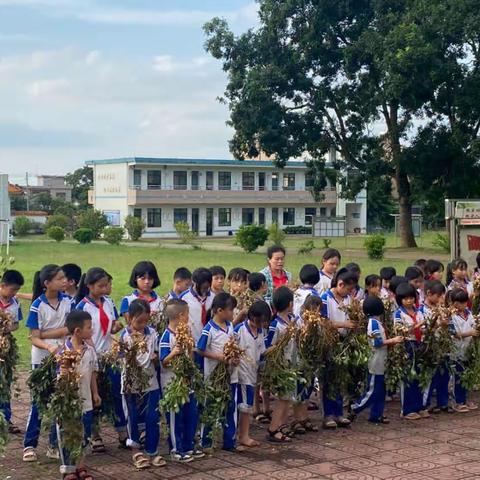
[[0, 0, 258, 183]]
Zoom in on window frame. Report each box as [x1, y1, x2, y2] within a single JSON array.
[[147, 208, 162, 228]]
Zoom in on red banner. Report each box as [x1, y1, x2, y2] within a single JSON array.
[[467, 234, 480, 251]]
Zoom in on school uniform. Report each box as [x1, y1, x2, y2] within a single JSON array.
[[24, 293, 72, 449], [352, 285, 365, 302], [447, 279, 474, 297], [0, 296, 22, 423], [197, 320, 238, 450], [159, 327, 198, 456], [394, 306, 426, 415], [166, 290, 188, 301], [293, 285, 320, 318], [57, 339, 97, 475], [119, 290, 163, 317], [315, 270, 333, 295], [182, 288, 215, 344]]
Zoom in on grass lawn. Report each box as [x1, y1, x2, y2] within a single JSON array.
[[6, 233, 448, 365]]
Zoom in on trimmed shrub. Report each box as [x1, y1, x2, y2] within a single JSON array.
[[45, 214, 70, 231], [174, 221, 198, 244], [283, 225, 312, 235], [73, 228, 94, 244], [77, 209, 108, 239], [47, 226, 65, 242], [268, 222, 286, 246], [236, 224, 269, 253], [13, 216, 31, 236], [124, 215, 145, 241], [103, 227, 124, 245], [364, 234, 386, 260]]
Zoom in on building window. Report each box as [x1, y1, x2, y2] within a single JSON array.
[[258, 172, 266, 191], [272, 172, 279, 191], [218, 208, 231, 227], [191, 171, 199, 190], [218, 172, 231, 190], [242, 208, 255, 225], [206, 171, 214, 190], [305, 207, 316, 226], [319, 207, 327, 217], [56, 192, 66, 199], [133, 208, 142, 219], [147, 170, 161, 189], [305, 171, 314, 189], [174, 208, 188, 224], [147, 208, 162, 227], [242, 172, 255, 190], [133, 169, 142, 188], [259, 207, 265, 225], [283, 207, 295, 226], [352, 212, 360, 219], [283, 173, 295, 190], [173, 171, 187, 190], [272, 207, 279, 223]]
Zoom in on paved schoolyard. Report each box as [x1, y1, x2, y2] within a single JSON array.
[[3, 375, 480, 480]]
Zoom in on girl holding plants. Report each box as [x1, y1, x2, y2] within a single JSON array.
[[315, 248, 341, 295]]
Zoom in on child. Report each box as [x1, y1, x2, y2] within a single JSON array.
[[394, 283, 428, 420], [23, 264, 71, 462], [121, 299, 164, 469], [235, 301, 269, 447], [167, 267, 192, 301], [61, 264, 82, 300], [315, 248, 341, 295], [449, 288, 479, 412], [365, 274, 382, 298], [210, 266, 226, 295], [182, 268, 214, 343], [446, 258, 473, 297], [197, 292, 239, 451], [0, 269, 24, 433], [405, 266, 425, 305], [160, 299, 202, 463], [345, 262, 364, 300], [380, 267, 396, 299], [228, 268, 249, 297], [414, 258, 427, 273], [473, 253, 480, 280], [293, 264, 320, 317], [351, 297, 403, 424], [75, 268, 127, 451], [247, 272, 268, 301], [120, 261, 163, 322], [424, 259, 444, 282], [321, 268, 357, 429], [57, 310, 100, 480]]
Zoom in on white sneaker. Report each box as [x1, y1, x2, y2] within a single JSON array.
[[170, 453, 194, 463], [186, 448, 205, 459], [46, 446, 60, 460]]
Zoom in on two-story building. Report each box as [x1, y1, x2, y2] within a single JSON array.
[[86, 157, 367, 238]]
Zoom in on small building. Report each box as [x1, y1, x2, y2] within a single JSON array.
[[86, 157, 367, 238], [23, 175, 72, 202]]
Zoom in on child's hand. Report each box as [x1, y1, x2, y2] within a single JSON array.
[[93, 393, 102, 408], [171, 345, 182, 356], [344, 321, 355, 329], [217, 354, 226, 363], [392, 336, 404, 344], [471, 329, 480, 337], [47, 344, 59, 354], [231, 358, 240, 366]]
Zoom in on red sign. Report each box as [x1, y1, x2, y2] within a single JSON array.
[[467, 234, 480, 251]]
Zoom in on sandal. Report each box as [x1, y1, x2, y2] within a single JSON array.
[[254, 413, 270, 424], [266, 429, 292, 443], [132, 452, 151, 470], [453, 404, 469, 413], [151, 455, 166, 467], [429, 406, 441, 414], [403, 412, 421, 420], [8, 423, 21, 434], [90, 437, 106, 453], [63, 474, 78, 480], [307, 401, 319, 411], [369, 416, 390, 424], [291, 421, 306, 435], [76, 467, 94, 480], [440, 406, 454, 414], [302, 420, 319, 432], [322, 417, 337, 430], [336, 417, 351, 428], [22, 447, 37, 462], [279, 424, 295, 437]]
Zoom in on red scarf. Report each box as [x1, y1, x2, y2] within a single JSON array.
[[407, 310, 422, 342], [97, 301, 110, 336], [192, 289, 208, 326]]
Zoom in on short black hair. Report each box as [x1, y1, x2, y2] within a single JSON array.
[[345, 262, 361, 276], [1, 269, 24, 287], [414, 259, 427, 271], [395, 282, 417, 306], [424, 259, 444, 278], [129, 261, 160, 289], [331, 268, 358, 288], [389, 275, 407, 294], [424, 280, 446, 296], [248, 272, 266, 292], [380, 267, 396, 281], [192, 267, 212, 287], [365, 274, 381, 288], [174, 267, 192, 281], [128, 298, 151, 318], [302, 294, 323, 312], [61, 264, 82, 286], [299, 264, 320, 286], [405, 266, 424, 281], [272, 286, 294, 312], [322, 248, 341, 262], [448, 287, 469, 304], [267, 245, 286, 259], [211, 292, 237, 314], [210, 266, 226, 278], [363, 296, 385, 317], [66, 310, 92, 334], [228, 268, 249, 282], [247, 301, 271, 322], [165, 298, 188, 321]]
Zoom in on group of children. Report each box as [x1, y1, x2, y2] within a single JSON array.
[[1, 246, 480, 479]]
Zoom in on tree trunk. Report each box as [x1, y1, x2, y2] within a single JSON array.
[[394, 171, 417, 248]]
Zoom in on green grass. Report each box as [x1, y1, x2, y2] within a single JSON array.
[[7, 234, 447, 366]]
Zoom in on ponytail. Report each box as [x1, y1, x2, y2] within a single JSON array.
[[32, 271, 42, 302], [75, 273, 88, 305], [74, 267, 110, 305], [32, 264, 62, 302]]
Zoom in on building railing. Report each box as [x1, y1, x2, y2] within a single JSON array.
[[129, 184, 313, 192]]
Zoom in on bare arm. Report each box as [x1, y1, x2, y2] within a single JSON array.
[[40, 327, 68, 339], [30, 329, 58, 353]]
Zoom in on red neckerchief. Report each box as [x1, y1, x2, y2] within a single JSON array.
[[85, 296, 110, 336], [405, 308, 422, 342], [191, 288, 208, 326], [135, 290, 157, 304], [0, 298, 12, 309]]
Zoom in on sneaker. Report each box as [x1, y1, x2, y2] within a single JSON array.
[[186, 448, 206, 459], [171, 452, 194, 463], [467, 402, 478, 410], [45, 446, 60, 460]]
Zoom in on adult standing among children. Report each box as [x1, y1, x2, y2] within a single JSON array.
[[260, 245, 292, 304]]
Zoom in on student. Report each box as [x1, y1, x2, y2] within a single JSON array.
[[182, 268, 214, 343], [61, 264, 82, 301], [394, 283, 428, 420], [449, 288, 479, 412], [75, 268, 126, 451], [365, 274, 382, 298], [315, 248, 341, 295], [234, 301, 269, 447], [351, 297, 403, 424], [57, 310, 100, 480], [197, 293, 239, 451], [473, 253, 480, 280], [414, 259, 427, 273], [247, 272, 268, 301], [379, 267, 396, 299], [23, 264, 71, 462], [160, 299, 203, 463], [446, 258, 473, 297], [293, 264, 320, 317], [405, 266, 425, 305], [121, 299, 164, 469], [210, 266, 226, 296], [167, 267, 192, 301], [228, 268, 249, 297], [424, 259, 444, 282], [0, 269, 24, 433], [120, 261, 162, 322], [345, 262, 364, 300]]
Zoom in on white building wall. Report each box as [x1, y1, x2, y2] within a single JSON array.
[[0, 174, 10, 244]]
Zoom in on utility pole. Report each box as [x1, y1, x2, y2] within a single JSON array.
[[25, 171, 30, 211]]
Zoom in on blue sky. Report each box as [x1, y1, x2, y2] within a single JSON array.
[[0, 0, 258, 182]]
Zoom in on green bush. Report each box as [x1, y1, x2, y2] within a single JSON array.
[[45, 214, 70, 232], [73, 228, 94, 244], [46, 226, 65, 242], [298, 240, 316, 255], [174, 221, 198, 244], [124, 215, 145, 241], [13, 216, 31, 236], [236, 224, 269, 253], [103, 227, 124, 245], [283, 225, 313, 235], [364, 234, 386, 260], [322, 238, 332, 249], [77, 209, 108, 239], [432, 233, 450, 253], [268, 222, 286, 246]]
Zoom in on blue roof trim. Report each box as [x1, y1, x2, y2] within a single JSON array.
[[85, 157, 308, 169]]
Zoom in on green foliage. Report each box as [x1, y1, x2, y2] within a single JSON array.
[[298, 240, 316, 255], [13, 216, 31, 236], [124, 215, 145, 241], [432, 233, 450, 253], [283, 226, 312, 235], [65, 166, 93, 208], [174, 221, 198, 245], [47, 226, 65, 242], [322, 238, 332, 249], [73, 228, 94, 244], [235, 224, 269, 253], [268, 222, 286, 246], [364, 234, 386, 260], [46, 214, 69, 231], [102, 227, 124, 245], [27, 354, 57, 415], [77, 209, 107, 239], [9, 194, 27, 211]]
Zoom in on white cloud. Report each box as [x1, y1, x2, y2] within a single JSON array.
[[26, 77, 69, 97]]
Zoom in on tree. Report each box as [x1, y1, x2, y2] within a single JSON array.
[[204, 1, 480, 247], [13, 216, 31, 236], [30, 192, 53, 212], [45, 214, 70, 232], [174, 221, 198, 244], [10, 195, 27, 211], [235, 224, 269, 252], [77, 209, 108, 239], [124, 215, 145, 241], [47, 226, 65, 242], [65, 166, 93, 208]]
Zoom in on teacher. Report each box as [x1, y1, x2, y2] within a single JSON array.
[[260, 245, 292, 304]]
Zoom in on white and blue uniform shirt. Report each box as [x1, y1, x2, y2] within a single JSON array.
[[197, 320, 238, 383], [166, 290, 188, 301], [119, 290, 163, 317], [321, 289, 351, 336], [367, 317, 387, 375], [159, 327, 179, 390], [447, 279, 474, 297], [265, 315, 298, 364], [450, 310, 475, 361], [26, 293, 73, 364], [119, 326, 159, 394], [76, 296, 118, 353], [315, 270, 333, 295], [234, 320, 265, 386], [352, 285, 365, 302], [293, 285, 320, 317], [0, 296, 23, 324], [182, 288, 214, 344], [394, 306, 425, 342]]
